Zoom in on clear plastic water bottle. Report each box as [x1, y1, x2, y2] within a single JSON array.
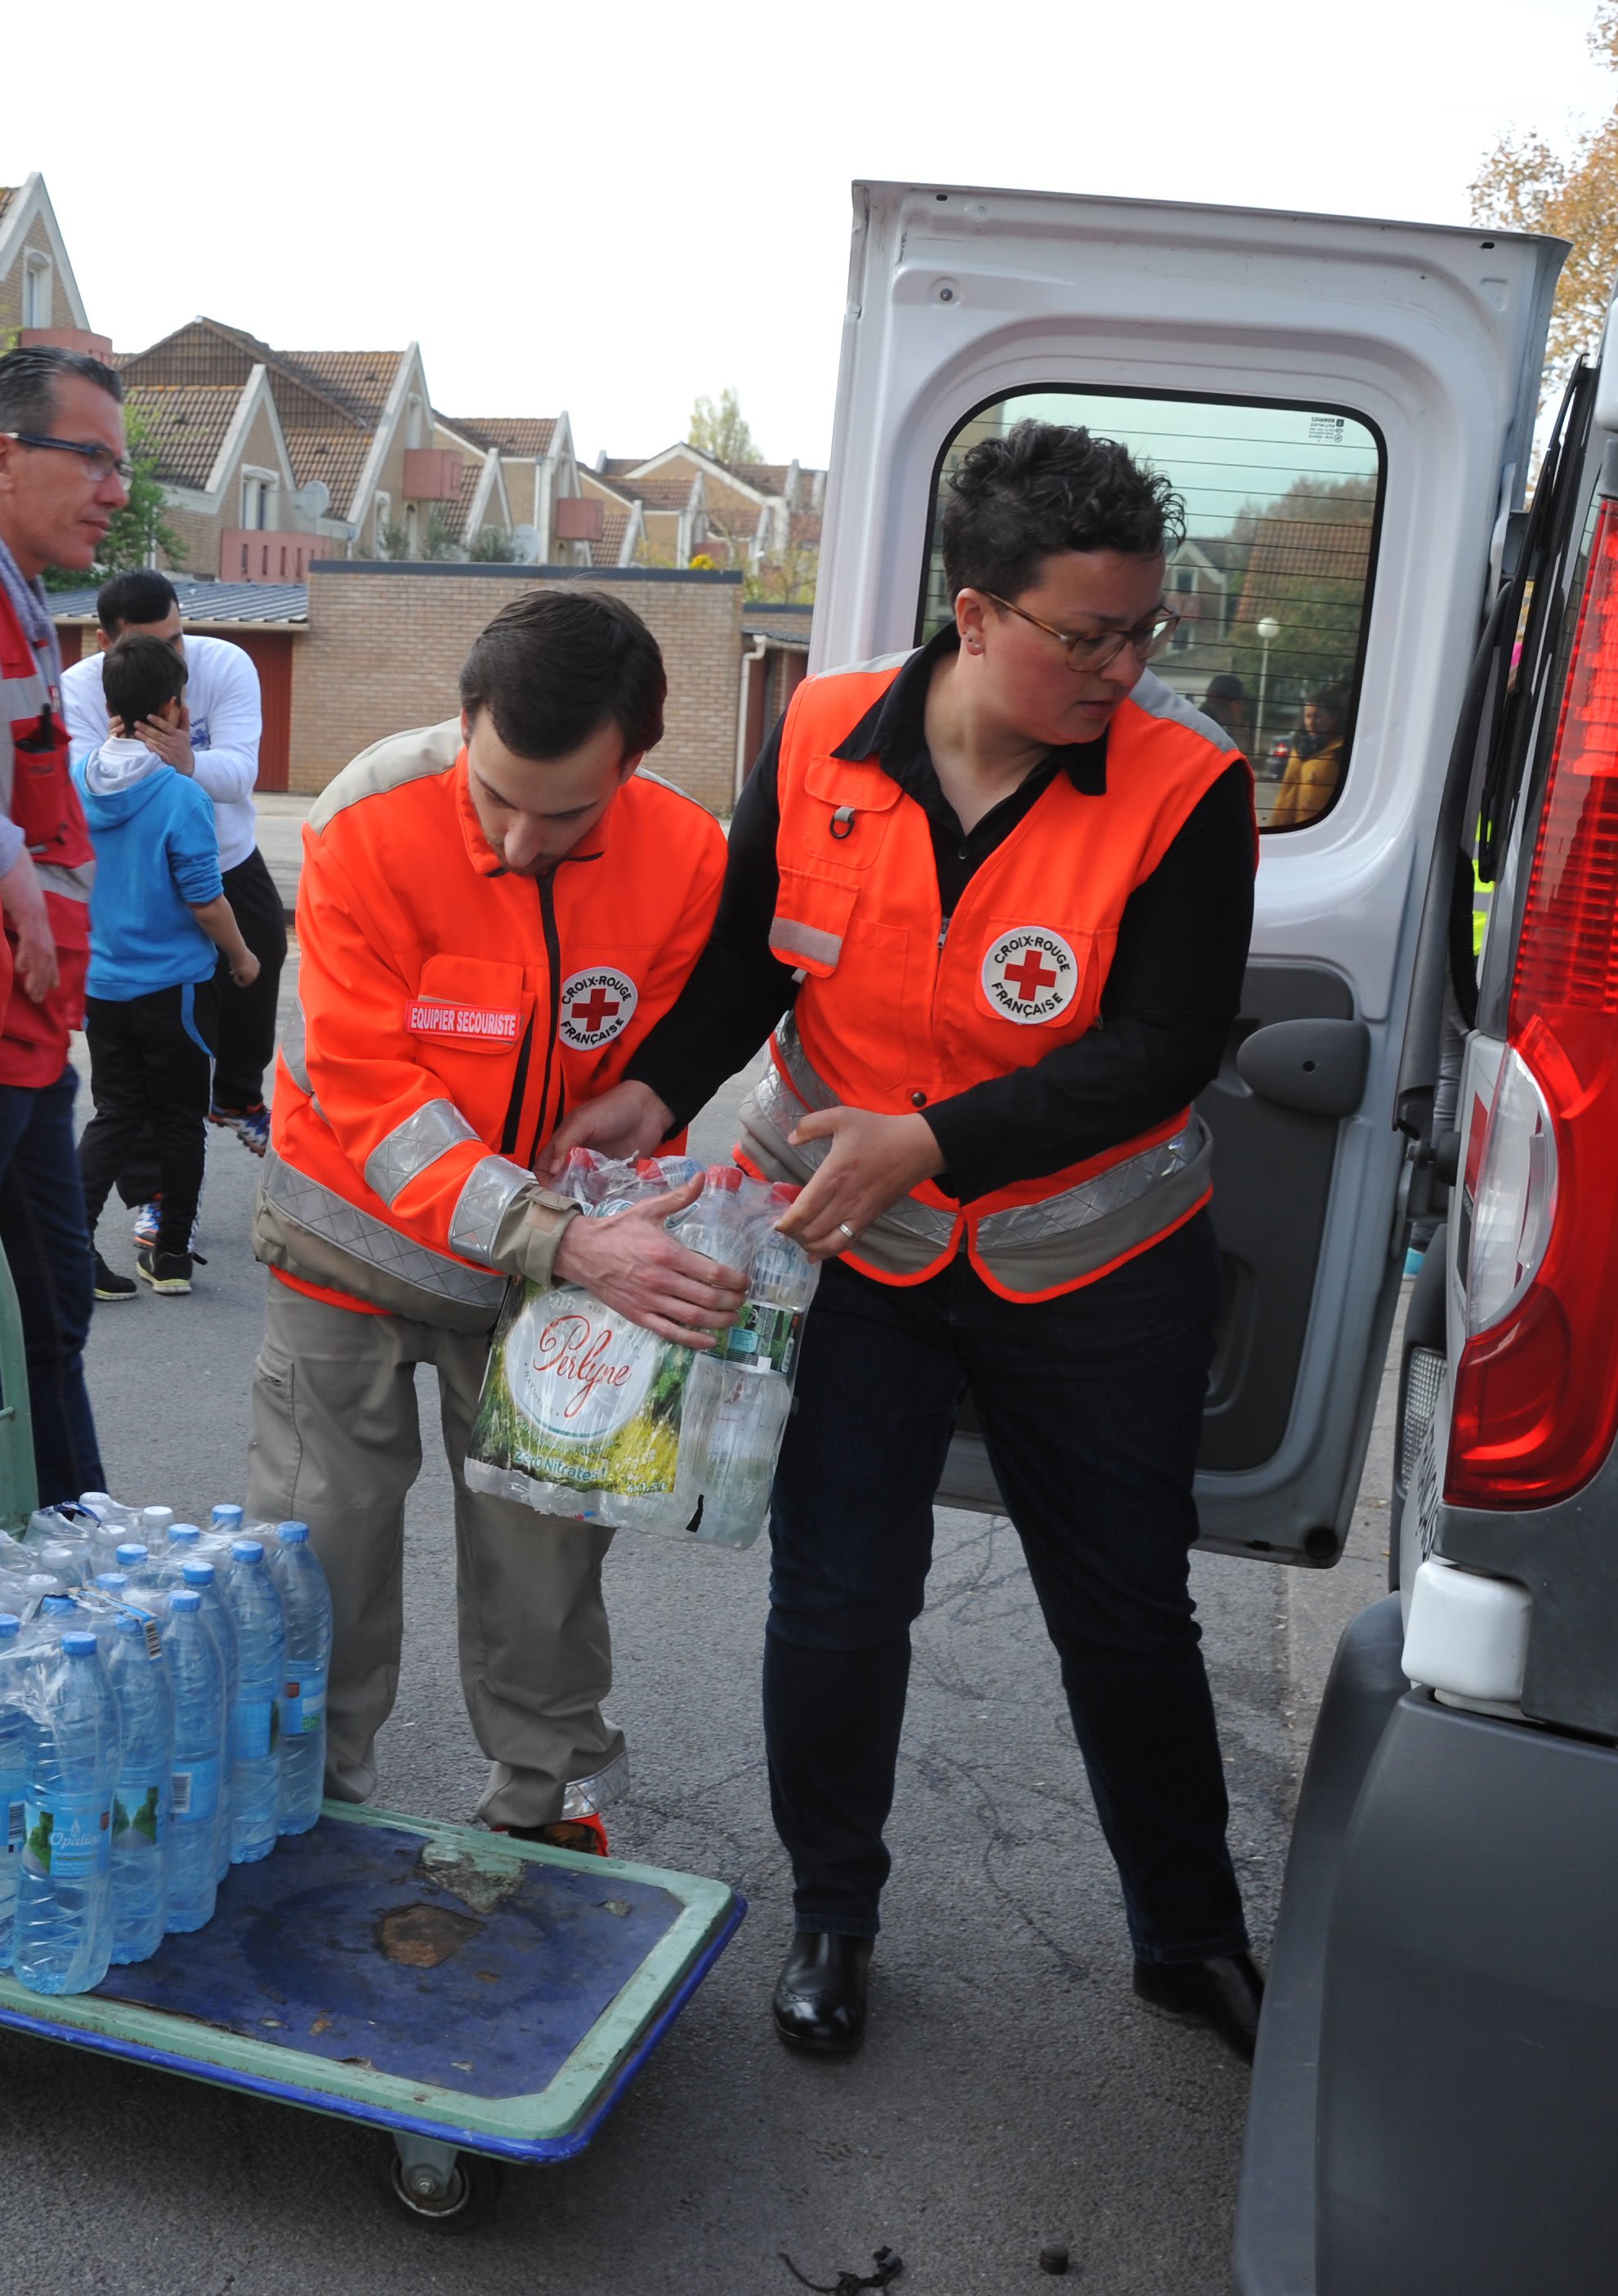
[[717, 1201, 818, 1380], [105, 1613, 173, 1964], [181, 1560, 237, 1881], [140, 1507, 174, 1550], [210, 1505, 244, 1538], [693, 1359, 792, 1548], [222, 1541, 286, 1865], [0, 1615, 26, 1964], [13, 1631, 120, 1995], [162, 1590, 223, 1934], [268, 1523, 331, 1835]]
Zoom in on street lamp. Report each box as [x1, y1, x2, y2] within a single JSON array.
[[1256, 616, 1281, 762]]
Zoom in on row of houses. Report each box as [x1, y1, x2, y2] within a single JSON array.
[[1, 173, 824, 592], [2, 172, 815, 804]]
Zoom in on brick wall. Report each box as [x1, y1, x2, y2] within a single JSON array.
[[288, 564, 744, 811]]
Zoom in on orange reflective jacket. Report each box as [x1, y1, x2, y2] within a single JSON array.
[[756, 661, 1245, 1300], [260, 720, 726, 1327]]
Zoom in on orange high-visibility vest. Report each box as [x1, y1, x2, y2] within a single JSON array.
[[755, 660, 1247, 1301], [259, 720, 726, 1328], [0, 587, 92, 1087]]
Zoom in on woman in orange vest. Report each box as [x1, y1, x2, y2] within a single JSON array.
[[548, 424, 1262, 2054]]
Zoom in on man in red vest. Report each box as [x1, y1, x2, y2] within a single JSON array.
[[0, 346, 130, 1500], [547, 423, 1263, 2057]]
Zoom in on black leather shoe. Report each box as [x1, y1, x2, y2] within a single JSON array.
[[1132, 1951, 1265, 2061], [771, 1930, 874, 2057]]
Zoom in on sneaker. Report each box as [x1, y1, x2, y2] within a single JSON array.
[[136, 1246, 193, 1296], [92, 1253, 137, 1303], [493, 1815, 610, 1856], [209, 1101, 270, 1156], [132, 1197, 203, 1253]]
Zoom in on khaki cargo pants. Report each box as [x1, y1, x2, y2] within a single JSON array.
[[246, 1278, 627, 1830]]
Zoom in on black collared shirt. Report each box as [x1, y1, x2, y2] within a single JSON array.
[[628, 629, 1256, 1203]]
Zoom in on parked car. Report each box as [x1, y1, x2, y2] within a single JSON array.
[[817, 179, 1606, 2294]]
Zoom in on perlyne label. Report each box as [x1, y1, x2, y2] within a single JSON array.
[[23, 1791, 112, 1878], [233, 1700, 275, 1762], [279, 1665, 328, 1739], [406, 1001, 521, 1045]]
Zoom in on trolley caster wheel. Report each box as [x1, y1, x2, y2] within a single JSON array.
[[386, 2138, 503, 2231]]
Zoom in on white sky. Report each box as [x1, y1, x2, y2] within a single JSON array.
[[11, 0, 1614, 470]]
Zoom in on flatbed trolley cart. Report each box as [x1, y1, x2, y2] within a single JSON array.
[[0, 1246, 744, 2229]]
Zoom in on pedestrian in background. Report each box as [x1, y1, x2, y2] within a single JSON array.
[[74, 636, 259, 1299], [63, 570, 286, 1255], [0, 343, 128, 1501]]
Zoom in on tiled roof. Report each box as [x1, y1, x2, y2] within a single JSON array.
[[727, 460, 791, 494], [0, 189, 15, 226], [1234, 515, 1374, 625], [598, 457, 643, 478], [47, 576, 307, 625], [286, 427, 372, 511], [276, 351, 401, 423], [447, 417, 558, 458], [613, 474, 695, 511], [123, 383, 245, 488], [590, 507, 632, 567]]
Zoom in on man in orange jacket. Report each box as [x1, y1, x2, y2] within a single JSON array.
[[548, 424, 1263, 2046], [245, 590, 740, 1848], [0, 345, 132, 1500]]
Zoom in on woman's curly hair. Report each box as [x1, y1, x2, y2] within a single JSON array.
[[941, 419, 1184, 603]]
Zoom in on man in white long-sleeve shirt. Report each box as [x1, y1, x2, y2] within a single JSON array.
[[64, 573, 288, 1232]]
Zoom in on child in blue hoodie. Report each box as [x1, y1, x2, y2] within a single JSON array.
[[74, 636, 258, 1297]]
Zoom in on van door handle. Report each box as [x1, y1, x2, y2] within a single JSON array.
[[1236, 1018, 1370, 1117]]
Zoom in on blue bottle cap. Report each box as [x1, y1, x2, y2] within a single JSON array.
[[168, 1525, 200, 1547], [231, 1539, 265, 1563], [181, 1561, 215, 1587], [61, 1632, 97, 1656], [276, 1521, 309, 1545], [0, 1615, 20, 1639], [96, 1574, 128, 1593], [115, 1613, 145, 1637], [40, 1595, 77, 1614], [212, 1504, 244, 1526], [114, 1543, 148, 1567], [168, 1589, 200, 1614]]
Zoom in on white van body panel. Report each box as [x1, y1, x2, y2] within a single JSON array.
[[818, 184, 1563, 1554]]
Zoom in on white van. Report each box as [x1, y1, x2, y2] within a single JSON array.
[[818, 181, 1611, 2294]]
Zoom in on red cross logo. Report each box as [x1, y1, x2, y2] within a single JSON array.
[[570, 985, 621, 1034], [1003, 951, 1058, 1003]]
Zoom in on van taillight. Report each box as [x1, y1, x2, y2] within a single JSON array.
[[1447, 498, 1618, 1507]]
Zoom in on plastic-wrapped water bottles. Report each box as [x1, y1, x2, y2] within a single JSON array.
[[13, 1631, 120, 1995], [105, 1613, 173, 1964], [222, 1541, 286, 1865], [0, 1615, 25, 1963], [180, 1561, 237, 1882], [268, 1523, 331, 1835], [162, 1590, 223, 1934]]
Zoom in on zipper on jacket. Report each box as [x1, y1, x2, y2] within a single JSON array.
[[528, 870, 565, 1165], [500, 1018, 534, 1156]]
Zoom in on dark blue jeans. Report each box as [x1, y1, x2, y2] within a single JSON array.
[[763, 1209, 1248, 1964], [0, 1065, 104, 1505]]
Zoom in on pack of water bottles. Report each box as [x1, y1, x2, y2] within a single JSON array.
[[465, 1150, 819, 1548], [0, 1495, 333, 1996]]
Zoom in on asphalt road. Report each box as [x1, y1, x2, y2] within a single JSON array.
[[17, 953, 1392, 2296]]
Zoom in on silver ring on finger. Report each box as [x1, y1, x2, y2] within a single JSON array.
[[837, 1221, 857, 1243]]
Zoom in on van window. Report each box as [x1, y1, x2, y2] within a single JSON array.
[[919, 391, 1385, 831]]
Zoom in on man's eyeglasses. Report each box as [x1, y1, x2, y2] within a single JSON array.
[[1, 432, 132, 483], [985, 592, 1180, 672]]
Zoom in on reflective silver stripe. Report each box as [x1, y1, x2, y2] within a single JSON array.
[[974, 1118, 1205, 1249], [768, 916, 843, 967], [364, 1097, 479, 1208], [33, 860, 92, 902], [261, 1149, 507, 1311], [1126, 667, 1240, 753], [561, 1747, 630, 1818], [754, 1043, 956, 1248], [776, 1017, 1204, 1248], [448, 1153, 534, 1266]]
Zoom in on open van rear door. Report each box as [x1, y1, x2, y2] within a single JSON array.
[[815, 181, 1563, 1564]]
